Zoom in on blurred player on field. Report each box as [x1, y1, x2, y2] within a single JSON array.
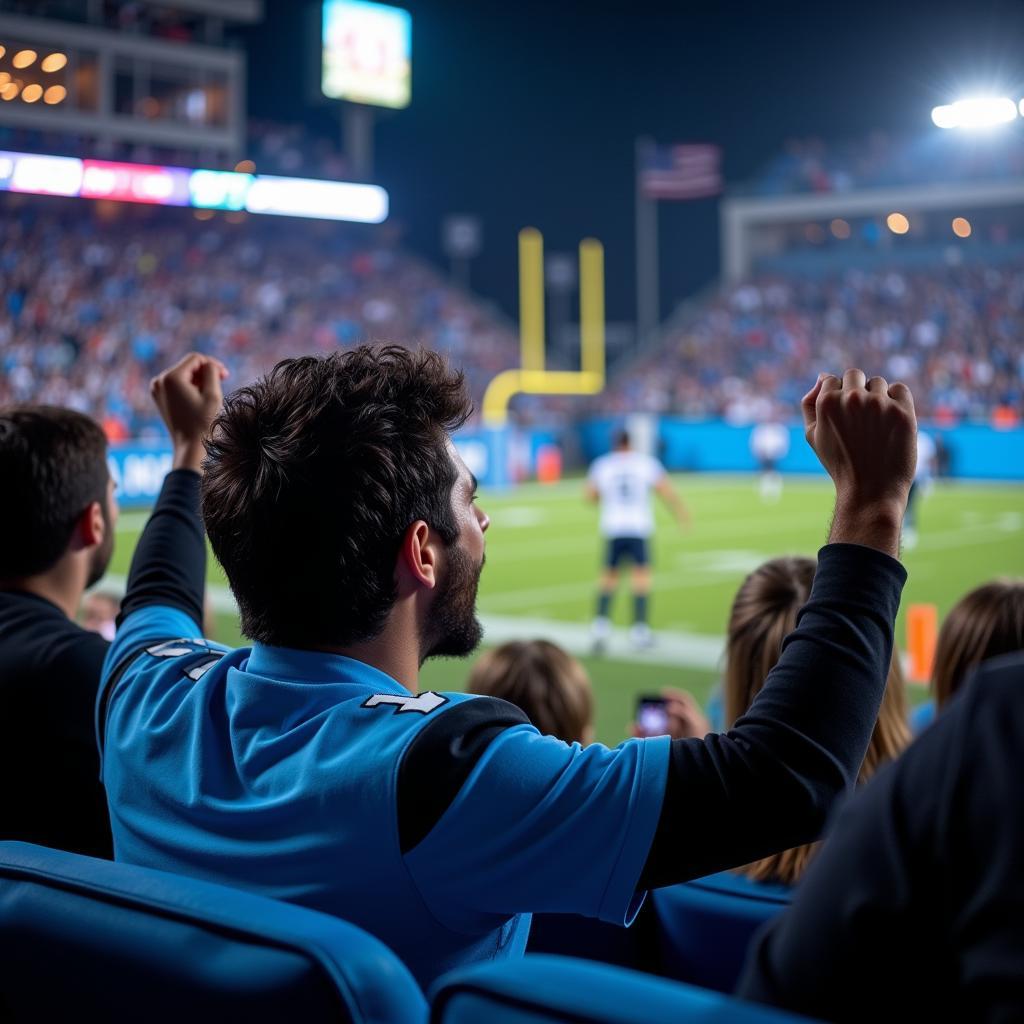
[[587, 429, 689, 652], [750, 416, 790, 503], [903, 430, 936, 550]]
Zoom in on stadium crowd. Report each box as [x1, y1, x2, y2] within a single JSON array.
[[2, 195, 1022, 446], [2, 334, 1023, 1021], [0, 198, 518, 436], [607, 262, 1024, 423]]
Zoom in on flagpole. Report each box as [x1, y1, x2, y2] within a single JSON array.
[[635, 136, 659, 354]]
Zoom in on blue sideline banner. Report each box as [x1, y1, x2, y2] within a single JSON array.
[[580, 418, 1024, 481], [107, 445, 175, 508], [109, 426, 550, 507]]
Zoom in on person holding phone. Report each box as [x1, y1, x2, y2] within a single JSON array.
[[633, 691, 711, 739]]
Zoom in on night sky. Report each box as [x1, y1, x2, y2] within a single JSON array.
[[241, 0, 1024, 325]]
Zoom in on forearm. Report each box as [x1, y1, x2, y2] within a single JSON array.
[[670, 495, 689, 523], [639, 542, 905, 887], [117, 469, 206, 627]]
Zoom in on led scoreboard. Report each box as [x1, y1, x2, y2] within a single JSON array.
[[322, 0, 411, 109]]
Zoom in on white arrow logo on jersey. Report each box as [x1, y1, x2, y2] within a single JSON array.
[[147, 639, 207, 658], [362, 692, 448, 715]]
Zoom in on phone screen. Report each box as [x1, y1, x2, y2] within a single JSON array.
[[635, 695, 669, 737]]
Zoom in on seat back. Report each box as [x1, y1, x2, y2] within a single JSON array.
[[652, 871, 791, 992], [431, 954, 815, 1023], [0, 841, 426, 1024]]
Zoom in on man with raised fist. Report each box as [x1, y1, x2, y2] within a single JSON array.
[[100, 354, 916, 989]]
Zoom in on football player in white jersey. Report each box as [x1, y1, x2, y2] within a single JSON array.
[[750, 419, 791, 503], [903, 430, 936, 550], [586, 430, 690, 651]]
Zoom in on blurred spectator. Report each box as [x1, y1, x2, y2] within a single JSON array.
[[80, 590, 120, 642], [467, 639, 595, 745], [723, 556, 911, 885], [933, 579, 1024, 710], [0, 405, 117, 858], [739, 653, 1024, 1022]]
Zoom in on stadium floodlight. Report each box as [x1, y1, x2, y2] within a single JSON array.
[[931, 96, 1018, 130]]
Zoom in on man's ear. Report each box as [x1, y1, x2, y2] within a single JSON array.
[[75, 500, 105, 551], [397, 520, 440, 590]]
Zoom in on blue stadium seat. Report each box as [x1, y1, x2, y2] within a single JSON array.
[[430, 954, 816, 1023], [909, 699, 936, 734], [652, 870, 791, 993], [0, 841, 427, 1023]]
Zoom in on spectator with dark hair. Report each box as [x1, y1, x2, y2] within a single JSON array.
[[739, 652, 1024, 1022], [932, 579, 1024, 710], [723, 556, 911, 885], [467, 640, 595, 745], [100, 357, 916, 989], [0, 406, 118, 857]]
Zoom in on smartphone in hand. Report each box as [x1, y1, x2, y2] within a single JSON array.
[[635, 694, 670, 737]]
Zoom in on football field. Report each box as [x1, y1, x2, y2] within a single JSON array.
[[108, 474, 1024, 745]]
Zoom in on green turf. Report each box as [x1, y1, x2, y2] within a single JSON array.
[[108, 475, 1024, 745]]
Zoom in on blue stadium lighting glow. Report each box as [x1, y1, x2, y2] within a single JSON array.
[[0, 149, 389, 224]]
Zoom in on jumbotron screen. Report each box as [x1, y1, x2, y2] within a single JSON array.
[[322, 0, 412, 109]]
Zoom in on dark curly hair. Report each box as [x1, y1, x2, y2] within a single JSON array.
[[201, 345, 472, 648]]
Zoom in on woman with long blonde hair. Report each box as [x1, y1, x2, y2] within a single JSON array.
[[723, 556, 911, 885]]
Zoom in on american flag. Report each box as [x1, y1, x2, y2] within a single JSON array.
[[639, 143, 722, 200]]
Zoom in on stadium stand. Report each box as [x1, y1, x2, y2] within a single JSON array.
[[745, 131, 1024, 195], [0, 840, 427, 1023], [1, 3, 1021, 1015], [0, 195, 519, 436], [604, 262, 1024, 423]]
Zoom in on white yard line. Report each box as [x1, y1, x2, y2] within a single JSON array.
[[94, 574, 725, 670], [479, 614, 724, 670]]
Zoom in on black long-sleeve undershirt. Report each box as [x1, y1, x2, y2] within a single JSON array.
[[118, 469, 206, 628], [639, 542, 905, 887], [400, 543, 906, 889]]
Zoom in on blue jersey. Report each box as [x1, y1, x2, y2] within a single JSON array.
[[99, 605, 670, 988]]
